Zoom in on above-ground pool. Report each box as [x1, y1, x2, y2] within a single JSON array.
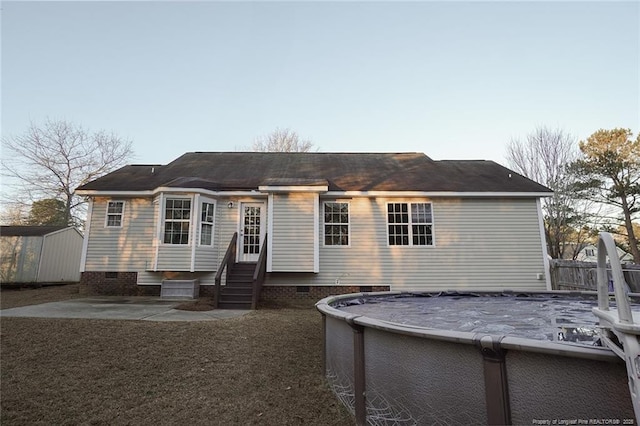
[[317, 291, 638, 425]]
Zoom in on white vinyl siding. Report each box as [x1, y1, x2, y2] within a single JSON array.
[[156, 246, 193, 271], [270, 193, 317, 272], [85, 195, 265, 274], [157, 196, 193, 270], [84, 198, 156, 271], [266, 197, 547, 292], [136, 270, 217, 286]]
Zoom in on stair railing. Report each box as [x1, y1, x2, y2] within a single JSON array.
[[214, 232, 238, 309], [251, 233, 268, 310]]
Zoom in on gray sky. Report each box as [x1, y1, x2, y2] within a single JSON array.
[[2, 1, 639, 165]]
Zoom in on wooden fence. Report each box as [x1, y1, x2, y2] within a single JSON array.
[[550, 259, 640, 293]]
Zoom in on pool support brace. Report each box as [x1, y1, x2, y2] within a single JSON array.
[[333, 314, 515, 425]]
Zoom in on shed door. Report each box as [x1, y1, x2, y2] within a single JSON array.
[[239, 202, 265, 262]]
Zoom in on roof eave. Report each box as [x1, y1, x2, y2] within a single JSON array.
[[76, 188, 552, 198]]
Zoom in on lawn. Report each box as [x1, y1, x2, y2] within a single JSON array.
[[0, 285, 353, 425]]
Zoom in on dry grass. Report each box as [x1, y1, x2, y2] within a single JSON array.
[[0, 285, 353, 425], [1, 283, 83, 310]]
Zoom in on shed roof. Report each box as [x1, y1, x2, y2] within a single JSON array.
[[76, 152, 552, 194], [1, 226, 68, 237]]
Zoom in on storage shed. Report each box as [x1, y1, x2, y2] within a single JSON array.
[[0, 226, 83, 283]]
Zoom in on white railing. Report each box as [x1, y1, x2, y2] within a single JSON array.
[[592, 232, 640, 421]]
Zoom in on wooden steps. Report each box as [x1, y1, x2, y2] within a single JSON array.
[[218, 262, 256, 309]]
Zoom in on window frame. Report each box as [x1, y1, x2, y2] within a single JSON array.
[[198, 199, 216, 247], [162, 197, 193, 245], [323, 201, 351, 247], [386, 202, 434, 247], [105, 200, 125, 228]]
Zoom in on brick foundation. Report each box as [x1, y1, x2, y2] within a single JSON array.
[[259, 285, 390, 302], [80, 272, 159, 296], [80, 272, 389, 302]]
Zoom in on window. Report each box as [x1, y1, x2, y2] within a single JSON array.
[[585, 248, 595, 257], [387, 202, 433, 246], [324, 202, 349, 246], [200, 202, 215, 246], [106, 201, 124, 227], [164, 198, 191, 244]]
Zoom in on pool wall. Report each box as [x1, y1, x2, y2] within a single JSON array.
[[317, 291, 635, 425]]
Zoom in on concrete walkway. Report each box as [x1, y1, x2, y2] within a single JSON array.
[[0, 297, 250, 322]]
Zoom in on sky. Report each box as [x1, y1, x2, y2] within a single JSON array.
[[2, 1, 639, 167]]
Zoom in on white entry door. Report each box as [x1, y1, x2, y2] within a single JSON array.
[[239, 202, 265, 262]]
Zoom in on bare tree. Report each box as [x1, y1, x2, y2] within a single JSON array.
[[2, 119, 133, 227], [506, 126, 592, 259], [252, 128, 316, 152], [0, 204, 27, 226]]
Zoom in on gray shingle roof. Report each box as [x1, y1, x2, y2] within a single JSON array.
[[76, 152, 551, 194], [1, 226, 68, 237]]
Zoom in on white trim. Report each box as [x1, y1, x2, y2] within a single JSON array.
[[35, 233, 48, 281], [153, 193, 164, 271], [190, 194, 200, 272], [79, 199, 93, 272], [104, 200, 125, 228], [76, 190, 155, 197], [77, 188, 551, 199], [314, 193, 319, 273], [237, 201, 266, 263], [258, 185, 328, 193], [236, 201, 242, 262], [537, 198, 552, 291], [76, 188, 268, 198], [324, 191, 552, 198], [322, 200, 351, 248], [267, 193, 274, 272], [43, 227, 81, 238], [430, 201, 437, 248]]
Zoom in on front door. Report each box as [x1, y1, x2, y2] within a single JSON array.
[[239, 202, 265, 262]]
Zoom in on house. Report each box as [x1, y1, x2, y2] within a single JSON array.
[[0, 226, 84, 284], [75, 152, 552, 307], [576, 244, 634, 264]]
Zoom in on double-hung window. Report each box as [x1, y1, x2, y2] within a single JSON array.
[[324, 202, 349, 246], [105, 201, 125, 227], [387, 202, 433, 246], [164, 198, 191, 244], [199, 202, 215, 246]]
